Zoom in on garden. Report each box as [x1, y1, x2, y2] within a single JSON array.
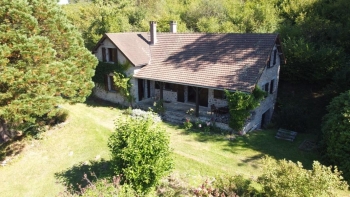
[[0, 99, 347, 196]]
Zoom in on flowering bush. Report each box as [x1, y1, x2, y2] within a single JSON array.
[[130, 109, 162, 123], [204, 121, 211, 132], [183, 118, 193, 130], [186, 108, 195, 115]]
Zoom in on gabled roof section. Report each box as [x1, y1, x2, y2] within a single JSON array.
[[94, 33, 151, 67], [134, 33, 280, 92]]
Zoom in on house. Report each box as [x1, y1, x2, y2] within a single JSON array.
[[92, 21, 285, 133]]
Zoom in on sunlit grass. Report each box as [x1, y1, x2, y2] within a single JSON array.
[[0, 102, 325, 196]]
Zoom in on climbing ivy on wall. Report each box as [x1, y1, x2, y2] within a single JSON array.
[[113, 71, 134, 106], [225, 87, 266, 132], [92, 61, 134, 105]]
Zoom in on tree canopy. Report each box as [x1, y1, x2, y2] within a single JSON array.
[[0, 0, 97, 140], [63, 0, 350, 89], [322, 90, 350, 182]]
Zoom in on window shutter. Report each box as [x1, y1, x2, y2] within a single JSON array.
[[110, 75, 117, 91], [104, 74, 109, 91], [102, 47, 106, 62], [113, 49, 118, 63]]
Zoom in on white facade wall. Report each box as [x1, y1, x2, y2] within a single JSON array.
[[242, 45, 281, 133], [94, 38, 281, 134], [93, 38, 141, 105]]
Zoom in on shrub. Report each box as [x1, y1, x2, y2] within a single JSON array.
[[183, 118, 193, 130], [322, 90, 350, 181], [192, 175, 259, 197], [58, 173, 137, 197], [213, 175, 258, 197], [153, 100, 166, 114], [53, 108, 70, 124], [130, 108, 162, 123], [258, 157, 348, 197], [108, 116, 173, 194]]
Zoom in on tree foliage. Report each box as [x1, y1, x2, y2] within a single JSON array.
[[0, 0, 97, 140], [258, 157, 348, 197], [322, 90, 350, 182], [108, 116, 173, 194], [225, 87, 265, 131]]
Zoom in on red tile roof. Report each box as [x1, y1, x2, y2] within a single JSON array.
[[99, 33, 282, 92], [96, 33, 151, 66]]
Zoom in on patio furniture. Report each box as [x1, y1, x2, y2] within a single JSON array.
[[211, 104, 218, 116]]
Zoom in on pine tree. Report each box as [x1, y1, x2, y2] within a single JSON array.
[[0, 0, 97, 141]]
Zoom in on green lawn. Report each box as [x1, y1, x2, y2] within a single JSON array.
[[0, 101, 323, 196]]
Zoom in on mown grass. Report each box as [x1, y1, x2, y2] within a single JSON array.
[[0, 101, 324, 196]]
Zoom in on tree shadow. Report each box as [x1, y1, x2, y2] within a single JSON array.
[[55, 159, 114, 194], [176, 124, 319, 169], [84, 95, 126, 109], [0, 136, 26, 163]]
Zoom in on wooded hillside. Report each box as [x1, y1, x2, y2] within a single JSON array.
[[63, 0, 350, 181]]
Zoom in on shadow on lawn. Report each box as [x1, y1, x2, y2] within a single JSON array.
[[173, 122, 320, 169], [84, 95, 126, 109], [55, 159, 114, 194], [0, 135, 26, 163]]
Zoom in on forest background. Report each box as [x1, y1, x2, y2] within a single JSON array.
[[63, 0, 350, 134]]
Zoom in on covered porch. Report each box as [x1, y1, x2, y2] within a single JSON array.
[[136, 79, 229, 118], [135, 97, 230, 127]]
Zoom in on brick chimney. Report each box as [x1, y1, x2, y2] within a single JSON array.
[[150, 21, 157, 45], [170, 21, 177, 33]]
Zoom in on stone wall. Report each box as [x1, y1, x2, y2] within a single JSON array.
[[93, 37, 141, 105], [207, 89, 228, 108], [242, 45, 281, 133], [154, 89, 178, 103]]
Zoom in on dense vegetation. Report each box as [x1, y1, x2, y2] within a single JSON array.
[[322, 90, 350, 182], [0, 0, 97, 141], [62, 0, 350, 183], [225, 87, 266, 132]]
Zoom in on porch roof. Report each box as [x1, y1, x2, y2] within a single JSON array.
[[134, 33, 281, 92]]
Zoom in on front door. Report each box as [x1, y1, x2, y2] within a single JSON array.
[[199, 88, 208, 107], [177, 85, 184, 102], [261, 110, 269, 128]]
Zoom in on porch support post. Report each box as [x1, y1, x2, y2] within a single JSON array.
[[195, 87, 199, 117]]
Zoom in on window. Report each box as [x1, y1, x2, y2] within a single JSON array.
[[270, 79, 275, 94], [273, 49, 277, 65], [102, 47, 106, 62], [105, 74, 117, 91], [214, 90, 226, 99], [102, 47, 118, 63], [164, 83, 177, 91], [263, 83, 269, 93], [155, 82, 160, 89], [268, 48, 278, 68], [108, 48, 118, 63]]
